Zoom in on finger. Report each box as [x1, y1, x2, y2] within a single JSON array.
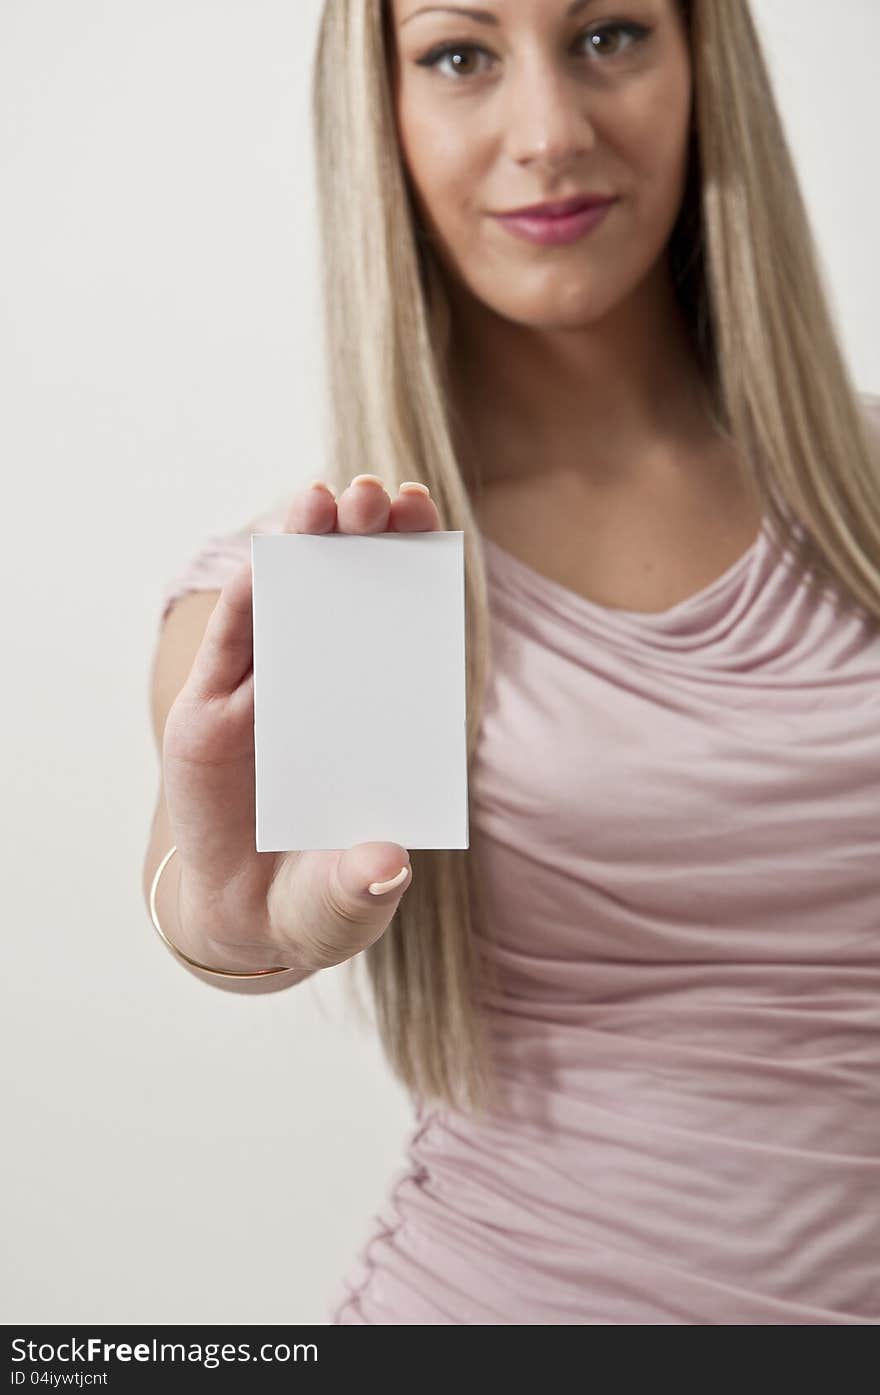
[[387, 481, 441, 532], [187, 557, 255, 702], [285, 480, 338, 534], [335, 475, 393, 533], [276, 842, 414, 971]]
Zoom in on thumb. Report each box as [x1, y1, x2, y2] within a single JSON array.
[[310, 842, 412, 965], [335, 842, 413, 903]]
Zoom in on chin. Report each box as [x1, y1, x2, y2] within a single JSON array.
[[487, 283, 621, 333]]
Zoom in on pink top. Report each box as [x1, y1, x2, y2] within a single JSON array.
[[158, 403, 880, 1325]]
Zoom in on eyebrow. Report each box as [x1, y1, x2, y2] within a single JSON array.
[[401, 1, 600, 28]]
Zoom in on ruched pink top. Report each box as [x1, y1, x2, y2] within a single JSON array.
[[158, 399, 880, 1324]]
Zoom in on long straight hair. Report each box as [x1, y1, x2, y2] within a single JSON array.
[[310, 0, 880, 1116]]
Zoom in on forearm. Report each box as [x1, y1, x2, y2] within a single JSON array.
[[142, 835, 315, 996]]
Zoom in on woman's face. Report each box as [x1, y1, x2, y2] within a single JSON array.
[[389, 0, 693, 330]]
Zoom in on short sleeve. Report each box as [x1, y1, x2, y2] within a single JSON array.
[[157, 491, 293, 627]]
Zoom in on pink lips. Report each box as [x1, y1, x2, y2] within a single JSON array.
[[493, 197, 617, 247]]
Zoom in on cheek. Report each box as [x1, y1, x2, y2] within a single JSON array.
[[625, 75, 693, 212], [397, 94, 479, 230]]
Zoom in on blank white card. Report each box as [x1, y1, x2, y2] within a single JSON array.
[[251, 530, 469, 852]]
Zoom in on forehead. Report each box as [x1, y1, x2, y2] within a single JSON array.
[[391, 0, 669, 22]]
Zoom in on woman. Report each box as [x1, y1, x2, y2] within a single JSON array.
[[150, 0, 880, 1323]]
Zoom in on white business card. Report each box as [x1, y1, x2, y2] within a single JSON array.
[[251, 530, 468, 852]]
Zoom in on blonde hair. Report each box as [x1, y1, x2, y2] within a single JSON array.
[[310, 0, 880, 1117]]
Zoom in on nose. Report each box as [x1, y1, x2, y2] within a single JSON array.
[[505, 60, 596, 171]]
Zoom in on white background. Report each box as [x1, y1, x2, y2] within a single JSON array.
[[1, 0, 877, 1323]]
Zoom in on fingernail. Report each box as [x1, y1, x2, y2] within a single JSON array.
[[309, 479, 336, 499], [399, 481, 430, 497], [350, 474, 386, 490], [367, 865, 411, 896]]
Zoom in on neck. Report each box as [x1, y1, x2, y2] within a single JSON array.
[[445, 253, 719, 493]]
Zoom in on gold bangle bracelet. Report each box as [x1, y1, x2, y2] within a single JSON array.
[[149, 845, 292, 979]]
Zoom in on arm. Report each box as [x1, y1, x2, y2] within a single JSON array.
[[142, 589, 314, 995]]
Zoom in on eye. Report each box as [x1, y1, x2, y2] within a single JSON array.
[[414, 22, 651, 82], [582, 21, 651, 60], [414, 40, 492, 81]]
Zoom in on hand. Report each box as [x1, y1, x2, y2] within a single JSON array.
[[161, 475, 441, 974]]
